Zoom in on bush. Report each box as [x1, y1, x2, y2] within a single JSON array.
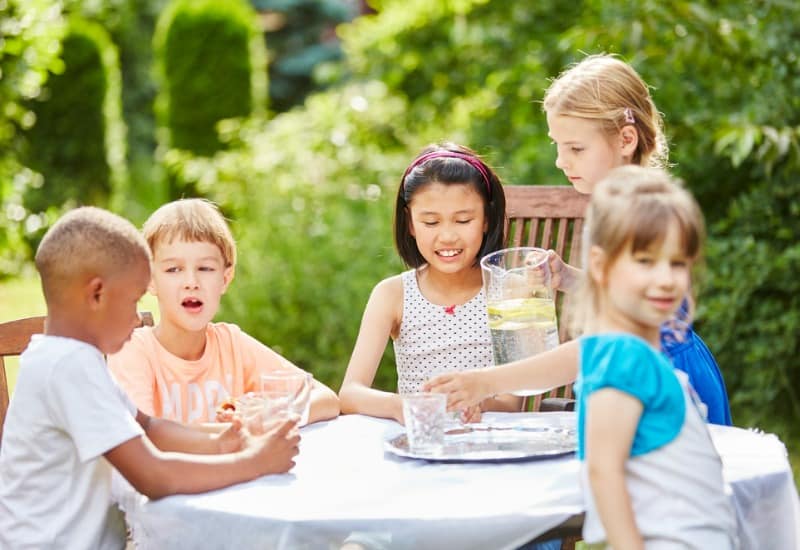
[[168, 82, 415, 390], [153, 0, 266, 158], [254, 0, 356, 112], [339, 0, 582, 186], [0, 0, 63, 278], [23, 17, 125, 214], [700, 134, 800, 440], [67, 0, 172, 222]]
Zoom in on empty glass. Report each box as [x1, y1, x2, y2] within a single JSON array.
[[260, 370, 313, 425], [235, 392, 270, 435], [481, 247, 559, 395], [402, 393, 446, 455]]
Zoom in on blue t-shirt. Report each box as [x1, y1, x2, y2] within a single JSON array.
[[576, 333, 686, 459], [575, 333, 737, 547], [660, 300, 732, 426]]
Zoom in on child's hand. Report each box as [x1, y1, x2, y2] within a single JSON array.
[[215, 418, 246, 454], [460, 404, 482, 424], [525, 249, 568, 291], [525, 250, 566, 290], [423, 370, 491, 412], [250, 415, 301, 475], [215, 397, 236, 423]]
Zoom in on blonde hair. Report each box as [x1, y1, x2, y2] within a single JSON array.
[[143, 198, 236, 268], [35, 207, 151, 302], [570, 166, 704, 335], [543, 54, 668, 169]]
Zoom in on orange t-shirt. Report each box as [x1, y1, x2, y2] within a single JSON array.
[[108, 323, 300, 424]]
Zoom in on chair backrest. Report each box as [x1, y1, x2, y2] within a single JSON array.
[[0, 311, 154, 445], [503, 185, 590, 410]]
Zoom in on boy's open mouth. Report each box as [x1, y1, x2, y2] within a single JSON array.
[[182, 298, 203, 310]]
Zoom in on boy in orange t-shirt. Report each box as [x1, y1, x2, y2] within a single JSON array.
[[108, 198, 339, 425]]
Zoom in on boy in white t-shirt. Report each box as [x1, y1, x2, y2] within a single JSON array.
[[0, 207, 300, 549], [107, 198, 339, 425]]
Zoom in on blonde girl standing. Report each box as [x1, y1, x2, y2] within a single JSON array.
[[339, 143, 522, 423], [542, 54, 730, 425]]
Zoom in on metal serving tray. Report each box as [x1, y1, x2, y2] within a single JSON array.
[[384, 424, 576, 462]]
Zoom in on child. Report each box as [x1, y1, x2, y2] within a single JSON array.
[[0, 207, 300, 549], [339, 143, 522, 423], [428, 54, 732, 426], [108, 198, 339, 426], [576, 167, 736, 547]]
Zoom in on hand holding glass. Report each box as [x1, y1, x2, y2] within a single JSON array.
[[260, 370, 313, 425]]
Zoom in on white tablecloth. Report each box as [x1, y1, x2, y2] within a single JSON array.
[[116, 413, 800, 550]]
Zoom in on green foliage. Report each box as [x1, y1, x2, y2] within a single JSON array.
[[154, 0, 266, 157], [0, 0, 65, 278], [67, 0, 171, 222], [23, 16, 125, 214], [167, 81, 412, 390], [700, 134, 800, 437], [339, 0, 582, 186], [253, 0, 355, 112]]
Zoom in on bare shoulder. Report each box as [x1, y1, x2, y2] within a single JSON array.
[[372, 273, 404, 299], [363, 273, 404, 333]]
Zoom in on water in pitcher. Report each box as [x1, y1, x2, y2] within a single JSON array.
[[487, 297, 558, 365]]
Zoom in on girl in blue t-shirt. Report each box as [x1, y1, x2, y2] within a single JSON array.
[[572, 166, 736, 548]]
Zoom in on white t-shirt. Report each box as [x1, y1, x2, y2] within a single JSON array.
[[0, 335, 143, 549]]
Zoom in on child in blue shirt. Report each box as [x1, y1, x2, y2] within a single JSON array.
[[571, 166, 736, 547], [430, 166, 738, 547]]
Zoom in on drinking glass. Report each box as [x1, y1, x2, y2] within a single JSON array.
[[402, 393, 446, 455], [481, 246, 559, 396], [260, 370, 313, 425], [235, 392, 270, 435]]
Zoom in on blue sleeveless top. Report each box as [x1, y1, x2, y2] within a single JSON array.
[[660, 300, 732, 426]]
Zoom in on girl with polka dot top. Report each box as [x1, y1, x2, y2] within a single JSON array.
[[338, 143, 522, 424]]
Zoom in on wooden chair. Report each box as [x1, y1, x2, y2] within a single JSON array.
[[504, 185, 589, 550], [503, 185, 590, 412], [0, 312, 154, 445]]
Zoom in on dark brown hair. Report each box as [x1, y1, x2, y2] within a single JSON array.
[[394, 142, 506, 268]]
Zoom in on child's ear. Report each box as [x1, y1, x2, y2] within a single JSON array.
[[147, 273, 158, 296], [86, 276, 105, 310], [221, 265, 235, 294], [620, 126, 638, 157], [587, 245, 607, 286]]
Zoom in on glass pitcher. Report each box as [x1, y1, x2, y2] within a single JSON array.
[[480, 247, 559, 395]]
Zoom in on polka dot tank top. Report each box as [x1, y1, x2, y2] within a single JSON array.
[[394, 269, 494, 395]]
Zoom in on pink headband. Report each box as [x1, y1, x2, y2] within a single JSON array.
[[402, 151, 492, 196]]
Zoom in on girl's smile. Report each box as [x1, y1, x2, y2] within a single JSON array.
[[407, 183, 487, 273], [594, 219, 690, 345]]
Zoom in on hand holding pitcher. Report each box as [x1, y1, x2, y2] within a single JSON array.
[[481, 247, 559, 395]]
